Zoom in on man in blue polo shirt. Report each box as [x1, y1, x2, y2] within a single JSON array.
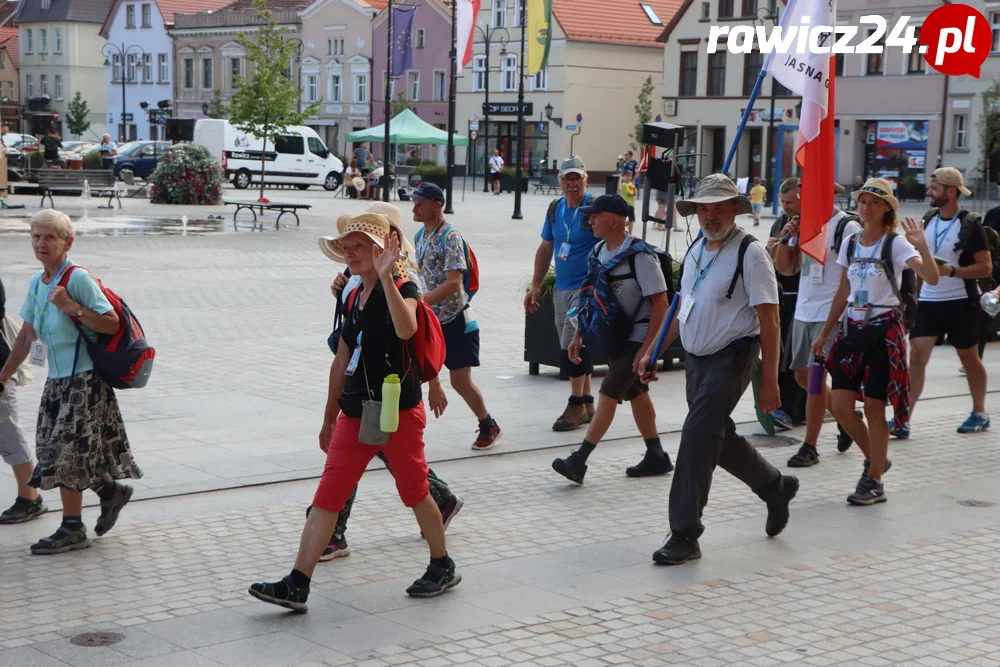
[[524, 156, 599, 430]]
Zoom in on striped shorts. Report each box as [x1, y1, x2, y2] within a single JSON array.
[[0, 382, 32, 467]]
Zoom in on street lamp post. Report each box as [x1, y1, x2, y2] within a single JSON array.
[[103, 42, 146, 143], [755, 6, 780, 206], [445, 0, 458, 214], [511, 0, 526, 220], [285, 37, 306, 113], [474, 24, 509, 192]]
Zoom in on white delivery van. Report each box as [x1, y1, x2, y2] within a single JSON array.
[[193, 119, 344, 191]]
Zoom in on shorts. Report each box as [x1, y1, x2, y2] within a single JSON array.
[[442, 313, 481, 370], [0, 382, 32, 467], [600, 342, 648, 403], [313, 405, 430, 512], [654, 189, 668, 205], [626, 204, 635, 222], [788, 319, 833, 371], [491, 172, 501, 183], [829, 329, 892, 401], [553, 288, 581, 350], [752, 203, 763, 214], [910, 298, 980, 350]]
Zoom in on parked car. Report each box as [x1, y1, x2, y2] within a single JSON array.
[[113, 141, 172, 179], [193, 119, 343, 191]]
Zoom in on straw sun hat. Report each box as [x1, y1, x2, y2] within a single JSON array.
[[851, 177, 899, 212], [676, 173, 752, 217], [352, 176, 367, 191], [319, 213, 408, 277]]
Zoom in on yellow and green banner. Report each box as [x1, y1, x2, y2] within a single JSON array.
[[526, 0, 552, 75]]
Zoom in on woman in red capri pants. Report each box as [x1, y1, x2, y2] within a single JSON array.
[[249, 213, 460, 612]]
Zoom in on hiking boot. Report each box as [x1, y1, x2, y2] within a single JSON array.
[[787, 444, 819, 468], [0, 496, 47, 524], [584, 397, 595, 422], [552, 400, 588, 431], [406, 557, 461, 598], [30, 524, 91, 555], [652, 534, 702, 565], [837, 410, 863, 452], [318, 534, 350, 562], [94, 482, 133, 537], [887, 419, 910, 439], [847, 476, 886, 506], [625, 450, 674, 477], [440, 494, 464, 532], [472, 421, 502, 451], [765, 476, 799, 537], [248, 576, 309, 613], [862, 458, 892, 479], [958, 413, 991, 434], [552, 451, 588, 484]]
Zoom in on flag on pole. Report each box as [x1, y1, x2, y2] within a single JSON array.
[[526, 0, 552, 75], [391, 7, 416, 77], [456, 0, 482, 71], [766, 0, 837, 263]]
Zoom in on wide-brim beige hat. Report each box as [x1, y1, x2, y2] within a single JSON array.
[[335, 203, 415, 256], [320, 213, 391, 262], [676, 173, 752, 217], [851, 178, 898, 212], [352, 176, 367, 191]]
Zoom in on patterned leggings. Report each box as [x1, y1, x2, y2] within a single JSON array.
[[309, 450, 453, 539]]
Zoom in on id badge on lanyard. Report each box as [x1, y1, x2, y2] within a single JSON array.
[[346, 332, 362, 376], [29, 341, 47, 367], [678, 295, 695, 323], [31, 259, 71, 368], [809, 261, 824, 284]]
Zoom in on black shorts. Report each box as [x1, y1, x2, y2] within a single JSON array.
[[829, 333, 892, 401], [910, 298, 980, 350], [599, 342, 648, 403], [442, 313, 481, 371], [491, 172, 501, 183], [627, 205, 635, 222]]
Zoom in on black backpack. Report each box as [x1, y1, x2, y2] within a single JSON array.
[[922, 207, 1000, 299], [831, 213, 861, 252], [677, 233, 767, 302], [845, 233, 917, 331]]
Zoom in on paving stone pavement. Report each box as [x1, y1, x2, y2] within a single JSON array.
[[1, 187, 993, 504], [1, 397, 1000, 665]]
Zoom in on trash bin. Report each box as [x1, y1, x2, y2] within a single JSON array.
[[605, 174, 618, 194]]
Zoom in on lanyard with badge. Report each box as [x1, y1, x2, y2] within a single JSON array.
[[678, 229, 738, 324], [557, 199, 584, 261], [851, 236, 884, 308], [29, 259, 70, 367], [932, 214, 958, 255]]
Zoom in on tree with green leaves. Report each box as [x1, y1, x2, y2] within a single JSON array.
[[392, 92, 412, 116], [227, 0, 320, 200], [630, 76, 654, 152], [207, 89, 229, 119], [66, 92, 92, 138]]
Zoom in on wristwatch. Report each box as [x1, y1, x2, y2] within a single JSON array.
[[950, 266, 957, 278], [74, 306, 84, 318]]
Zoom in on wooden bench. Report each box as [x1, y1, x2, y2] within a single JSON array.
[[222, 200, 312, 230], [533, 173, 559, 195], [38, 169, 121, 209]]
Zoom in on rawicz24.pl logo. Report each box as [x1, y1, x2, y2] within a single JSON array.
[[707, 4, 994, 78]]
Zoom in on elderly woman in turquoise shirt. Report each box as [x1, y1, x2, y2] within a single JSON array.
[[0, 209, 142, 555]]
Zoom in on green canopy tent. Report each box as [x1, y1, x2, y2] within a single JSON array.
[[345, 109, 469, 146]]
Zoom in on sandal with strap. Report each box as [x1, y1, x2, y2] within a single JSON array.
[[405, 562, 462, 598], [95, 482, 133, 537], [248, 577, 309, 613], [30, 525, 91, 555]]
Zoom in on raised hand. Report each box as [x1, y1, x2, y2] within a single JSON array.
[[373, 231, 401, 279], [901, 216, 927, 250]]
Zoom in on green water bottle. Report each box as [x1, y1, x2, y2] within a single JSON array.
[[380, 374, 401, 433]]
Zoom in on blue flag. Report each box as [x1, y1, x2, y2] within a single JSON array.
[[391, 7, 415, 78]]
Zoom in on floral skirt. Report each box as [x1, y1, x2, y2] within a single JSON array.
[[30, 370, 143, 492]]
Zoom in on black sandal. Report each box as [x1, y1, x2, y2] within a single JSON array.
[[248, 577, 309, 613], [95, 482, 133, 537], [30, 525, 91, 555]]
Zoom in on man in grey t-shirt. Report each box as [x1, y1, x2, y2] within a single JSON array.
[[551, 195, 672, 484], [639, 174, 798, 566], [353, 143, 372, 175]]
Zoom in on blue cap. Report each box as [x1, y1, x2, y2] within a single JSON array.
[[411, 182, 445, 205], [580, 194, 630, 218]]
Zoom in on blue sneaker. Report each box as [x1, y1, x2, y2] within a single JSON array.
[[887, 419, 910, 439], [958, 413, 991, 434]]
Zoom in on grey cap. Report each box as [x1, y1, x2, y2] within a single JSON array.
[[559, 155, 587, 177], [676, 173, 752, 217]]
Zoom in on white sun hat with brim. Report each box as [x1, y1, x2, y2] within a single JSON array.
[[352, 176, 367, 191], [676, 173, 753, 217]]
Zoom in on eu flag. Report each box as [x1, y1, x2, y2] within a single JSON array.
[[391, 7, 416, 78]]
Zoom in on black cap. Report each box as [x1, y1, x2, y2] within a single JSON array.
[[411, 182, 445, 205], [580, 194, 630, 218]]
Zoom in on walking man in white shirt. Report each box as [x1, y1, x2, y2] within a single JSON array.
[[489, 150, 504, 195], [772, 185, 864, 467]]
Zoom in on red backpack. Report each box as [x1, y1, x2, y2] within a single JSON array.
[[59, 266, 155, 389], [346, 279, 445, 383]]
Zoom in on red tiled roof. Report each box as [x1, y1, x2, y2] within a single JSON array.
[[552, 0, 683, 47], [0, 1, 17, 27], [221, 0, 314, 11], [0, 28, 17, 70], [361, 0, 388, 9], [157, 0, 233, 25]]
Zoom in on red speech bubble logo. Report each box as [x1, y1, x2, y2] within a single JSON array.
[[921, 5, 991, 78]]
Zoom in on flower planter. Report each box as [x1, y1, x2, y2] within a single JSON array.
[[524, 289, 686, 379], [500, 175, 529, 194]]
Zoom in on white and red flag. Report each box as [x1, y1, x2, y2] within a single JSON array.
[[455, 0, 482, 70], [766, 0, 837, 263]]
